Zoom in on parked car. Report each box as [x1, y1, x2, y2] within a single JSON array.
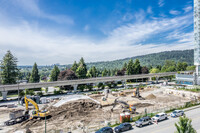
[[95, 127, 113, 133], [170, 110, 184, 118], [135, 116, 152, 128], [152, 113, 168, 122], [114, 123, 132, 133]]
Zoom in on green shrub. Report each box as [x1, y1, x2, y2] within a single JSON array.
[[25, 89, 35, 96], [37, 91, 43, 96], [19, 91, 25, 97], [45, 88, 48, 93]]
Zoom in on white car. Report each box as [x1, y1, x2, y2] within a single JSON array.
[[152, 113, 168, 122], [170, 110, 184, 118]]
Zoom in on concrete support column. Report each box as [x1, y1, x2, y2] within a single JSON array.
[[149, 77, 152, 81], [156, 76, 159, 84], [73, 84, 78, 92], [1, 91, 8, 100], [122, 80, 124, 87]]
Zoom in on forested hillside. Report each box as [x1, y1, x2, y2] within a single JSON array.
[[85, 49, 194, 70]]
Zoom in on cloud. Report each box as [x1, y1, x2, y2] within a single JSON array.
[[169, 10, 181, 15], [147, 6, 153, 14], [158, 0, 165, 7], [0, 5, 193, 65], [84, 25, 90, 31], [183, 6, 193, 13], [7, 0, 74, 25]]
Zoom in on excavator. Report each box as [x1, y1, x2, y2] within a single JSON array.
[[4, 96, 50, 126], [111, 99, 136, 113], [24, 96, 49, 119], [132, 87, 145, 100]]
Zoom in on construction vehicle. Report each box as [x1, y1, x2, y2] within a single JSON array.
[[4, 96, 49, 126], [132, 87, 145, 100], [118, 91, 126, 97], [4, 110, 30, 126], [24, 96, 49, 119], [111, 100, 136, 113]]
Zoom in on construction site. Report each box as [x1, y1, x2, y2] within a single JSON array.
[[0, 84, 197, 133]]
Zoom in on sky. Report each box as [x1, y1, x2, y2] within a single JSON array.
[[0, 0, 194, 65]]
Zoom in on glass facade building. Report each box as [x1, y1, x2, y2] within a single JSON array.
[[194, 0, 200, 76]]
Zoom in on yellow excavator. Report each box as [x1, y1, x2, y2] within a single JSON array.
[[24, 96, 49, 119]]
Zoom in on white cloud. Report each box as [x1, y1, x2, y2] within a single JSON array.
[[84, 25, 90, 31], [169, 10, 181, 15], [0, 4, 193, 65], [158, 0, 165, 7], [0, 5, 193, 65], [183, 6, 193, 13], [7, 0, 74, 25], [147, 6, 153, 14]]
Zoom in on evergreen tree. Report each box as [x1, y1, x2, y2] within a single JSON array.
[[126, 59, 134, 75], [0, 50, 18, 84], [71, 61, 78, 72], [76, 57, 87, 79], [123, 62, 127, 70], [29, 63, 40, 83], [175, 115, 196, 133], [26, 72, 31, 82], [134, 59, 141, 74], [87, 66, 98, 77], [102, 68, 108, 77], [50, 65, 60, 81]]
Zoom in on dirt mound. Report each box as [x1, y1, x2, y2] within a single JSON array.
[[133, 103, 153, 108], [145, 94, 156, 100], [20, 99, 101, 129]]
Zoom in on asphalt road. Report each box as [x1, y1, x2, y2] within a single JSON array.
[[124, 107, 200, 133]]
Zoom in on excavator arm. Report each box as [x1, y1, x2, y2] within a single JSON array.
[[24, 96, 39, 112]]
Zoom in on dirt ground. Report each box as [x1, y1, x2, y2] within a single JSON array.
[[0, 86, 191, 133]]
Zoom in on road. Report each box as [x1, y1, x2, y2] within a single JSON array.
[[124, 107, 200, 133]]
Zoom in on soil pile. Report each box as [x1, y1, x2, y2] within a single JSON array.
[[145, 94, 156, 100], [133, 103, 153, 108], [20, 99, 102, 129], [49, 99, 100, 119]]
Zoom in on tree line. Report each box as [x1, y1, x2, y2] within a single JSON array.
[[0, 50, 196, 85]]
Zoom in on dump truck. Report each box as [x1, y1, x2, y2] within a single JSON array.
[[4, 110, 30, 126]]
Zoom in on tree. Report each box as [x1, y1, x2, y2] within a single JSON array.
[[141, 66, 149, 74], [0, 50, 18, 84], [134, 59, 141, 74], [126, 59, 134, 75], [50, 65, 60, 81], [177, 62, 188, 71], [71, 61, 78, 72], [26, 72, 31, 82], [29, 63, 40, 83], [87, 66, 98, 78], [102, 68, 108, 77], [150, 68, 160, 73], [175, 115, 196, 133], [123, 62, 127, 70], [58, 69, 78, 80], [116, 69, 125, 76], [186, 66, 196, 71], [76, 57, 87, 79], [161, 60, 176, 72]]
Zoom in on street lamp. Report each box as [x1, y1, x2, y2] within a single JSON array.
[[17, 80, 20, 105]]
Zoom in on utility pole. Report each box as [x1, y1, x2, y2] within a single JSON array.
[[45, 112, 47, 133], [17, 80, 20, 105]]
